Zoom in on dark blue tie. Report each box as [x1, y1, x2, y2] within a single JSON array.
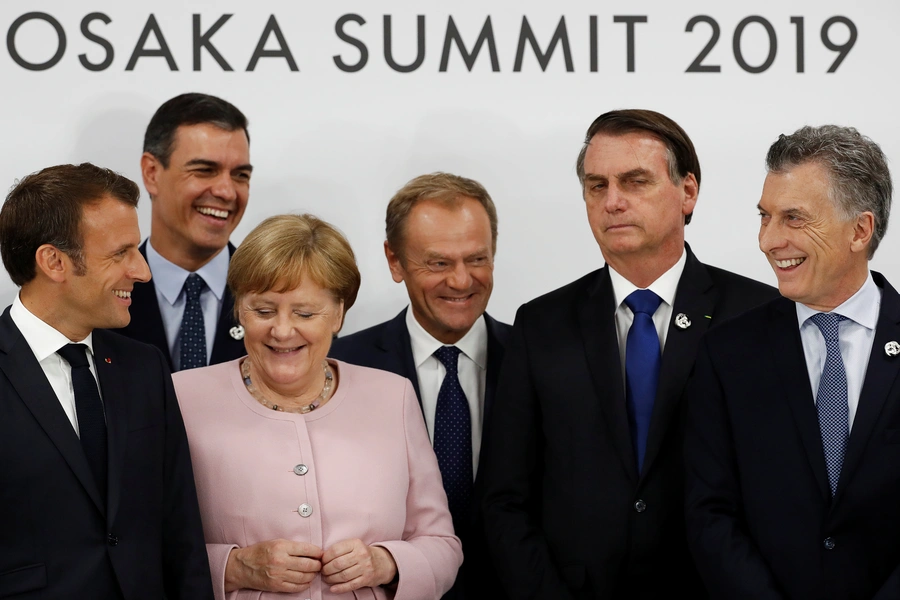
[[57, 343, 107, 500], [179, 273, 207, 371], [809, 312, 849, 497], [624, 289, 663, 473], [432, 346, 474, 524]]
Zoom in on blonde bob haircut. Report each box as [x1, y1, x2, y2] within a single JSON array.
[[228, 214, 361, 321]]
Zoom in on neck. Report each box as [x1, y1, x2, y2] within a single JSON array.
[[605, 244, 683, 289], [20, 284, 90, 341], [149, 231, 224, 273], [247, 359, 330, 408]]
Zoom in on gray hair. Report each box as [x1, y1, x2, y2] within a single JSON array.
[[766, 125, 892, 258]]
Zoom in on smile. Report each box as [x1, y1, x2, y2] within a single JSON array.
[[113, 290, 131, 299], [266, 345, 302, 353], [196, 207, 229, 219], [774, 257, 806, 268]]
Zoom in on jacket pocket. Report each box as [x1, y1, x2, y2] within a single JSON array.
[[0, 563, 46, 597]]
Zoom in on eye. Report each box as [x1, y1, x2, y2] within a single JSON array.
[[235, 171, 252, 182], [252, 308, 275, 317], [293, 311, 314, 319]]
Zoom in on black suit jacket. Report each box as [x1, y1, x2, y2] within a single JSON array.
[[118, 241, 244, 371], [685, 272, 900, 600], [481, 246, 778, 600], [0, 308, 213, 599], [330, 309, 512, 600]]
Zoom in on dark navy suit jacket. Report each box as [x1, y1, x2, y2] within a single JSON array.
[[331, 309, 512, 600]]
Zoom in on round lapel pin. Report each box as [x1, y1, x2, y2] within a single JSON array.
[[885, 341, 900, 357], [229, 325, 245, 341], [674, 313, 691, 330]]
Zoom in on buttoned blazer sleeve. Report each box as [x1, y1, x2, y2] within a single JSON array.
[[683, 336, 785, 600], [373, 378, 463, 600]]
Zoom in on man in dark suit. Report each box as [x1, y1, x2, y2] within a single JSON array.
[[685, 126, 900, 599], [481, 110, 777, 600], [0, 163, 212, 599], [119, 93, 252, 371], [331, 172, 511, 599]]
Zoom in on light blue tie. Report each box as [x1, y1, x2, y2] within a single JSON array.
[[624, 289, 662, 473], [179, 273, 207, 371], [809, 312, 848, 497]]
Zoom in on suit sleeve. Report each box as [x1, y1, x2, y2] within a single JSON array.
[[374, 379, 463, 600], [157, 348, 215, 599], [683, 338, 784, 600], [480, 306, 575, 600]]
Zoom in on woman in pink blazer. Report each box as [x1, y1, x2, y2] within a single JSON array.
[[173, 214, 462, 600]]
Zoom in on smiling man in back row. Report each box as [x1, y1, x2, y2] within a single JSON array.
[[685, 125, 900, 599]]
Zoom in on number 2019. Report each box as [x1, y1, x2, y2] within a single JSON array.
[[686, 15, 856, 73]]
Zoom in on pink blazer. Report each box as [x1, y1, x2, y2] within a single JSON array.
[[174, 358, 462, 600]]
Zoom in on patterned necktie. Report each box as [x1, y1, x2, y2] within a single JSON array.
[[624, 289, 663, 473], [179, 273, 207, 371], [57, 343, 107, 500], [432, 346, 474, 525], [809, 312, 849, 497]]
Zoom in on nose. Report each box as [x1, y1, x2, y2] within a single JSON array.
[[130, 250, 151, 283], [269, 312, 296, 339], [210, 172, 238, 202], [758, 220, 786, 254], [604, 183, 627, 213], [446, 261, 473, 290]]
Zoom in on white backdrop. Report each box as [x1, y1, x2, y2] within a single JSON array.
[[2, 0, 898, 334]]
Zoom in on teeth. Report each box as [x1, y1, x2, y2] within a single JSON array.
[[775, 258, 805, 268], [271, 347, 300, 353], [197, 207, 228, 219], [114, 290, 131, 299]]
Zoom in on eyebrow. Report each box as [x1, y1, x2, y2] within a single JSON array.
[[757, 203, 811, 219], [583, 168, 652, 182], [184, 158, 254, 172]]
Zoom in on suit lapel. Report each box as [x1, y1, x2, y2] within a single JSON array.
[[838, 273, 900, 499], [577, 268, 637, 482], [378, 309, 422, 404], [93, 331, 128, 525], [131, 241, 173, 371], [768, 298, 832, 500], [0, 310, 105, 513], [643, 251, 716, 474], [482, 314, 507, 447]]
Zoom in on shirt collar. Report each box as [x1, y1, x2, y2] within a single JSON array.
[[10, 293, 95, 361], [608, 247, 687, 309], [146, 240, 229, 306], [796, 271, 880, 330], [405, 306, 488, 370]]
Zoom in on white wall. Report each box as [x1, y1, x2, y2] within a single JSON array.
[[2, 0, 897, 333]]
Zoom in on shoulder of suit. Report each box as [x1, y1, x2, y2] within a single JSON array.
[[330, 319, 391, 353], [518, 268, 605, 312]]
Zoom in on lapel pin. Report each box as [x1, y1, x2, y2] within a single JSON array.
[[885, 341, 900, 357], [104, 357, 112, 364], [229, 325, 245, 341], [674, 313, 691, 330]]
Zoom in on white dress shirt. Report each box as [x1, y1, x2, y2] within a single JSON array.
[[406, 308, 487, 478], [146, 241, 229, 370], [609, 249, 687, 383], [10, 293, 100, 436], [796, 272, 880, 431]]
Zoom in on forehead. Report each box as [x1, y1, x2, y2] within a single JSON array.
[[247, 276, 335, 304], [760, 161, 834, 213], [79, 196, 140, 248], [404, 197, 493, 253], [583, 131, 669, 175], [169, 123, 250, 162]]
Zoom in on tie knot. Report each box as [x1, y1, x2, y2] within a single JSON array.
[[624, 289, 662, 316], [434, 346, 462, 373], [809, 312, 846, 342], [58, 343, 90, 368], [183, 273, 206, 301]]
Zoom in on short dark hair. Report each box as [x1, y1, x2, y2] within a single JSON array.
[[576, 109, 701, 224], [766, 125, 892, 259], [0, 163, 140, 286], [385, 172, 498, 258], [143, 93, 249, 167]]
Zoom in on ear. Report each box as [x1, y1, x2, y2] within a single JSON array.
[[681, 172, 699, 216], [384, 241, 405, 284], [34, 244, 69, 283], [140, 152, 162, 198], [332, 300, 345, 334], [850, 211, 875, 254]]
